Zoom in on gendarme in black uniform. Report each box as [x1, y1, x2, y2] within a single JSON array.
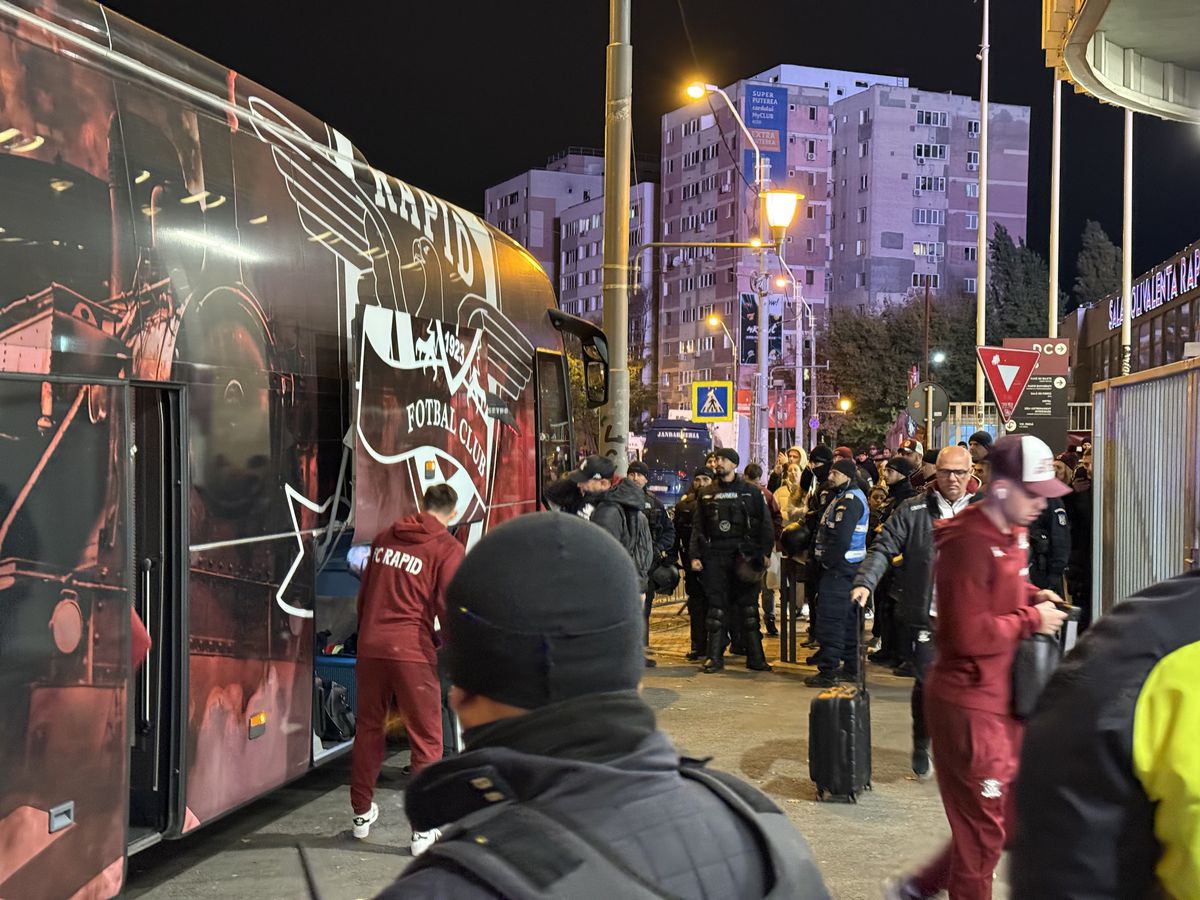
[[674, 467, 716, 660], [688, 449, 775, 673]]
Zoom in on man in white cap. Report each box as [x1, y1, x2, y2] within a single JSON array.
[[886, 435, 1069, 900]]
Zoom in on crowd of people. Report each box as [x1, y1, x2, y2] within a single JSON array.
[[343, 429, 1194, 899]]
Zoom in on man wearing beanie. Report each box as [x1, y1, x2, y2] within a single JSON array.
[[674, 467, 716, 659], [544, 454, 654, 596], [380, 513, 830, 899], [626, 459, 677, 666], [688, 447, 777, 672], [799, 445, 836, 647], [806, 458, 870, 688]]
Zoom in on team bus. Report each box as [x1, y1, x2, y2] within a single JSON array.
[[641, 418, 713, 507], [0, 2, 608, 896]]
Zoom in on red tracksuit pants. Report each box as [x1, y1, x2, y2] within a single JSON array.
[[350, 657, 442, 815], [911, 696, 1023, 900]]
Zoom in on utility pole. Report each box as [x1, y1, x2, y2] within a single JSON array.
[[599, 0, 632, 470], [974, 0, 990, 425], [755, 159, 769, 467], [1048, 75, 1062, 338], [1121, 108, 1134, 375]]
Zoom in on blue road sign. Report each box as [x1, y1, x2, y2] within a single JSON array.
[[691, 381, 734, 422]]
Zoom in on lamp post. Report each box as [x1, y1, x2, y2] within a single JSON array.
[[686, 82, 802, 465]]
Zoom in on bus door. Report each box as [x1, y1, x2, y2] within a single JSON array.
[[0, 375, 132, 899], [128, 385, 186, 849]]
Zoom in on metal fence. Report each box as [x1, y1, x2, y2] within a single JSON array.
[[1093, 359, 1200, 615], [933, 402, 1092, 449]]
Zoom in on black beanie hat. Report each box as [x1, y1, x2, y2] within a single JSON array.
[[444, 512, 643, 709], [713, 447, 739, 465], [923, 448, 940, 466], [693, 466, 716, 479], [626, 460, 649, 478], [810, 445, 834, 465], [886, 457, 917, 478], [969, 430, 993, 449], [832, 459, 859, 480]]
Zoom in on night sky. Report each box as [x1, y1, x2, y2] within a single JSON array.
[[106, 0, 1200, 291]]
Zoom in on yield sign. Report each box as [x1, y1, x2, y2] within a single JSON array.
[[976, 345, 1041, 422]]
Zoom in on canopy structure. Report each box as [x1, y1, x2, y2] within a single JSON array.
[[1043, 0, 1200, 122]]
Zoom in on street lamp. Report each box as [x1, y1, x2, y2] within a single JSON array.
[[839, 397, 852, 413], [932, 350, 947, 365]]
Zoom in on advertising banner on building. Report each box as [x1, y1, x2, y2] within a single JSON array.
[[742, 83, 788, 187], [1002, 337, 1071, 451], [739, 292, 783, 365]]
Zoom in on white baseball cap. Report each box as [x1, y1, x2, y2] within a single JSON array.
[[989, 435, 1071, 498]]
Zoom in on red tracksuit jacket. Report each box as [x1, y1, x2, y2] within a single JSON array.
[[925, 503, 1043, 715], [356, 513, 465, 666]]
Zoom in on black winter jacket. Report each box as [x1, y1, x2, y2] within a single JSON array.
[[1027, 498, 1070, 592], [381, 692, 830, 900], [546, 477, 654, 591], [852, 489, 980, 628]]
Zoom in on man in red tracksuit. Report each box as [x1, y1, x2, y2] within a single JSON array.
[[350, 484, 464, 850], [886, 435, 1069, 900]]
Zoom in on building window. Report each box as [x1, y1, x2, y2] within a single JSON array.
[[964, 277, 977, 293], [805, 269, 815, 285], [966, 182, 979, 199], [683, 117, 701, 136], [805, 237, 815, 252], [912, 241, 944, 258], [807, 172, 817, 186], [916, 109, 948, 127], [858, 141, 868, 158], [856, 207, 867, 224], [858, 109, 869, 125], [964, 246, 977, 261], [666, 159, 674, 174], [967, 119, 981, 137], [665, 128, 674, 146], [698, 272, 716, 288], [855, 239, 864, 256], [965, 213, 979, 231], [683, 150, 699, 168], [914, 143, 948, 161], [808, 106, 817, 120], [914, 175, 947, 193], [855, 272, 866, 288], [859, 174, 869, 191], [912, 208, 945, 226], [912, 273, 942, 288], [806, 206, 816, 219], [966, 150, 980, 171], [700, 336, 714, 351]]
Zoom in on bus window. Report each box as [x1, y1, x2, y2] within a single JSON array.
[[535, 351, 573, 502]]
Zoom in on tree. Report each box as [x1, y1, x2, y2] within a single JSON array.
[[986, 223, 1056, 343], [820, 292, 977, 447], [1072, 219, 1121, 312]]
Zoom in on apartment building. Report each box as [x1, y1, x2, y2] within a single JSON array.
[[827, 86, 1030, 310]]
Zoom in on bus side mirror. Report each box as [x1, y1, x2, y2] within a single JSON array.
[[548, 309, 609, 409]]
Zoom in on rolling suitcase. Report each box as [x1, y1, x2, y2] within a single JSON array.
[[808, 604, 871, 802]]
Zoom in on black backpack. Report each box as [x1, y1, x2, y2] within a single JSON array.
[[405, 760, 830, 899]]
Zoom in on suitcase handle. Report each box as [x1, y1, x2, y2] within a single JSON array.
[[856, 601, 867, 693]]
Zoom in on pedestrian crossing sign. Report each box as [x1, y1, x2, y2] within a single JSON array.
[[691, 381, 734, 422]]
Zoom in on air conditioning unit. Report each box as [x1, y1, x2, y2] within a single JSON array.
[[916, 158, 926, 165], [967, 163, 979, 171], [913, 189, 922, 196], [806, 152, 816, 161], [719, 184, 731, 194]]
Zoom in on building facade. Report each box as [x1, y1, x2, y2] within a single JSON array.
[[557, 181, 658, 381], [826, 86, 1031, 311], [483, 149, 605, 279], [657, 67, 906, 413]]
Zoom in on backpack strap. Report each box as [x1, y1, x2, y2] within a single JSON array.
[[679, 761, 832, 900], [407, 800, 682, 900]]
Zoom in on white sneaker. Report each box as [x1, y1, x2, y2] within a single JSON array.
[[800, 603, 810, 618], [352, 802, 379, 839], [881, 876, 922, 900], [410, 827, 442, 857]]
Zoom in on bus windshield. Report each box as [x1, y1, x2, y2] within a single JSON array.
[[643, 442, 709, 473]]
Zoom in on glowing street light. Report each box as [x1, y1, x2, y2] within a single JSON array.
[[685, 81, 708, 100], [764, 190, 801, 237], [839, 398, 852, 413], [932, 350, 947, 365]]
